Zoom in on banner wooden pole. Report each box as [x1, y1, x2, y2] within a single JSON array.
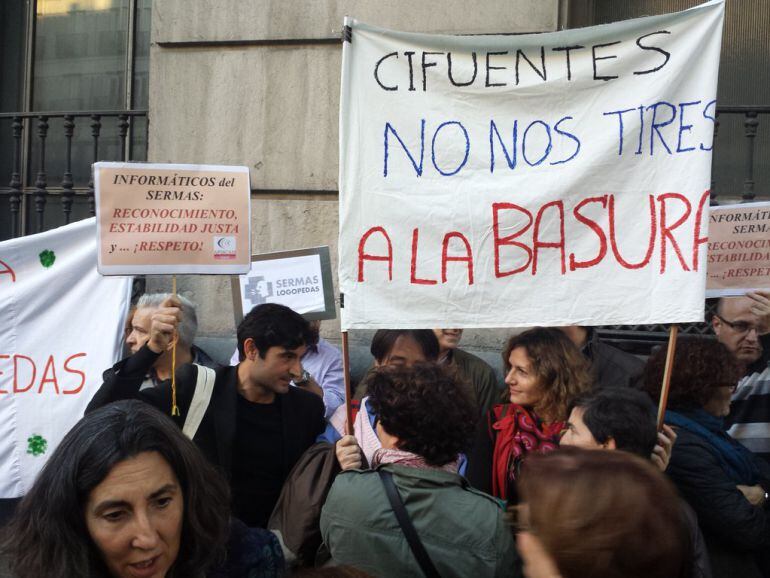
[[656, 324, 679, 431], [341, 331, 353, 436]]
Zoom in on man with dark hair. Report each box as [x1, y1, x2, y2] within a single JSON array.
[[87, 300, 325, 528], [231, 320, 345, 419], [560, 387, 711, 578], [561, 388, 659, 460]]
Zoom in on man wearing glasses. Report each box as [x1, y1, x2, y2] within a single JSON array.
[[713, 290, 770, 463], [712, 291, 769, 368]]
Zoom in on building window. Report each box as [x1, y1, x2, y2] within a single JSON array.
[[1, 0, 151, 239]]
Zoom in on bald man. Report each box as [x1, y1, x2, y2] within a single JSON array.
[[716, 291, 770, 462], [712, 292, 768, 370]]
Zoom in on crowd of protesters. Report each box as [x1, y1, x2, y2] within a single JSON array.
[[1, 289, 769, 578]]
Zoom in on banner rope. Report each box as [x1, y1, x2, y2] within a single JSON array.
[[171, 275, 180, 416]]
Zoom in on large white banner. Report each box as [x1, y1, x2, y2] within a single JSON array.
[[339, 2, 724, 329], [0, 219, 131, 497]]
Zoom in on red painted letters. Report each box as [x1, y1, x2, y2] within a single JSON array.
[[358, 226, 393, 282], [492, 203, 533, 277], [0, 353, 88, 396], [354, 191, 705, 283], [441, 232, 474, 284]]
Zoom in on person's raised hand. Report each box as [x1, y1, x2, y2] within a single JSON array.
[[747, 290, 770, 335], [148, 295, 182, 354], [335, 435, 363, 471], [651, 424, 677, 472], [736, 484, 766, 507]]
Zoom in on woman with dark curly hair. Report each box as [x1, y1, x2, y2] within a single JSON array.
[[467, 327, 592, 500], [320, 363, 517, 577], [645, 338, 770, 578], [1, 400, 284, 578], [322, 329, 441, 469]]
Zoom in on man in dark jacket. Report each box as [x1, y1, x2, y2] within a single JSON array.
[[561, 387, 712, 578], [559, 325, 645, 389], [87, 300, 326, 528]]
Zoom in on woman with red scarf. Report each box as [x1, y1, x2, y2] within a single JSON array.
[[467, 327, 592, 501]]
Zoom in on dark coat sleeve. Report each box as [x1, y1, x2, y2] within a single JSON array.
[[680, 500, 713, 578], [457, 350, 502, 419], [85, 346, 197, 429], [667, 431, 770, 551], [753, 455, 770, 494], [475, 366, 501, 419], [591, 338, 645, 389], [465, 412, 494, 495], [300, 386, 326, 440], [280, 387, 328, 480], [313, 396, 326, 438], [85, 345, 162, 413]]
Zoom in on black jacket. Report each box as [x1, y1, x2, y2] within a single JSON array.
[[681, 499, 714, 578], [585, 330, 645, 389], [666, 425, 770, 578], [86, 345, 326, 479]]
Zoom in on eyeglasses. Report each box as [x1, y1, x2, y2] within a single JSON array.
[[714, 314, 760, 335]]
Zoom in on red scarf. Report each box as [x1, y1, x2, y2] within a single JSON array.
[[491, 404, 563, 499]]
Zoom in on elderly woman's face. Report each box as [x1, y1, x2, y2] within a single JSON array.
[[85, 451, 183, 578], [506, 347, 543, 409]]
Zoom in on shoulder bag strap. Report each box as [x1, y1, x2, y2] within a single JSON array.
[[378, 469, 441, 578], [182, 364, 216, 440]]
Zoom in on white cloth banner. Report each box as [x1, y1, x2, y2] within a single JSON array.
[[0, 218, 131, 497], [339, 2, 724, 329]]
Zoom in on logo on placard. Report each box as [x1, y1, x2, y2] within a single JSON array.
[[245, 276, 274, 305], [274, 274, 322, 297], [213, 236, 236, 260]]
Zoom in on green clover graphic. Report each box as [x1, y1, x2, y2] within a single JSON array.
[[27, 434, 48, 457], [39, 249, 56, 268]]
